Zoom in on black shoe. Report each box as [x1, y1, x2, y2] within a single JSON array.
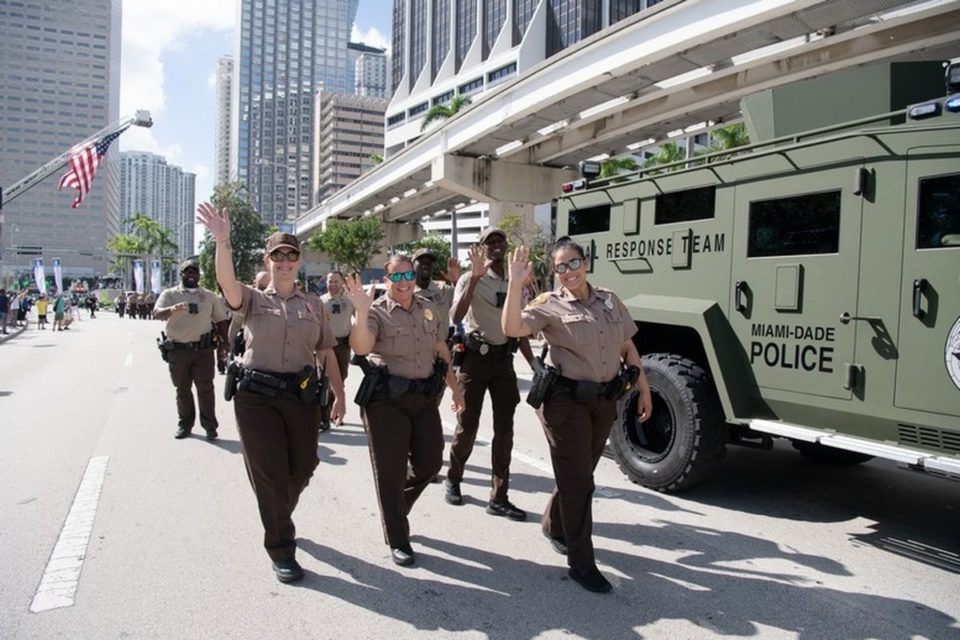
[[272, 558, 304, 583], [486, 500, 527, 521], [318, 419, 331, 433], [543, 530, 568, 555], [174, 427, 191, 439], [568, 567, 612, 593], [391, 545, 415, 567], [444, 479, 462, 505], [205, 429, 218, 441]]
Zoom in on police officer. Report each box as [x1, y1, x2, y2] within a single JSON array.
[[344, 256, 464, 567], [153, 257, 230, 440], [502, 238, 653, 594], [444, 229, 533, 520], [412, 247, 459, 340], [197, 202, 346, 584], [320, 271, 354, 429]]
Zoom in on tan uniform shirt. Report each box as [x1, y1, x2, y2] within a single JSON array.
[[521, 285, 636, 382], [320, 291, 355, 338], [155, 285, 228, 342], [365, 294, 443, 379], [453, 269, 509, 344], [237, 284, 336, 373], [415, 281, 454, 334]]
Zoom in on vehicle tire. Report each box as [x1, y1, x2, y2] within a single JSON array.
[[791, 441, 874, 465], [610, 353, 727, 492]]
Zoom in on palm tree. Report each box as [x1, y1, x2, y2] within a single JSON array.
[[420, 95, 472, 131], [642, 142, 687, 174], [599, 156, 639, 181]]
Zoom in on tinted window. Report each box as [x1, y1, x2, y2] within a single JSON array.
[[917, 173, 960, 249], [568, 204, 610, 235], [655, 186, 716, 224], [748, 191, 841, 257]]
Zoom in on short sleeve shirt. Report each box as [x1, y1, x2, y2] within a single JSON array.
[[365, 294, 443, 379], [453, 270, 509, 345], [155, 285, 228, 342], [320, 292, 355, 338], [521, 285, 637, 382], [237, 284, 336, 373], [415, 281, 454, 333]]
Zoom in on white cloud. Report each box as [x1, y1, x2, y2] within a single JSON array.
[[120, 1, 234, 149], [192, 164, 210, 181], [351, 24, 390, 53]]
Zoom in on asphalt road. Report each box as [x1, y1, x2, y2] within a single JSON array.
[[1, 311, 958, 639]]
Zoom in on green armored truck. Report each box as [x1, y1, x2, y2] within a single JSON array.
[[555, 61, 960, 491]]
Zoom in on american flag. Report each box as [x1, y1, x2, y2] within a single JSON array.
[[57, 129, 124, 209]]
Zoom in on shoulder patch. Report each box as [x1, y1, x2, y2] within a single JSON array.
[[530, 292, 550, 306]]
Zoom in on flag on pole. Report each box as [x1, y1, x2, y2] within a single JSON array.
[[57, 129, 125, 209]]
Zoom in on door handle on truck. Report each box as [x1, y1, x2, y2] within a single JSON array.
[[734, 280, 747, 313], [912, 278, 927, 319]]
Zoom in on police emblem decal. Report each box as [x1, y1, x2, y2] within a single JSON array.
[[423, 308, 434, 322], [946, 316, 960, 391]]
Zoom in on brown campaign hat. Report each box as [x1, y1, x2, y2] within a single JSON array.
[[180, 256, 200, 271], [478, 228, 506, 244], [412, 247, 437, 261], [266, 232, 300, 252]]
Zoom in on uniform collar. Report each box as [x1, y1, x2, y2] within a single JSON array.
[[383, 292, 421, 313], [176, 284, 201, 294], [558, 283, 598, 304], [263, 283, 305, 300]]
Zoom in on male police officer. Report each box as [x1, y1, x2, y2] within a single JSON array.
[[320, 271, 354, 429], [412, 248, 459, 340], [445, 229, 533, 520], [154, 257, 230, 440]]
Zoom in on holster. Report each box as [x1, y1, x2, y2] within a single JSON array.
[[317, 373, 332, 408], [526, 357, 558, 409], [224, 360, 243, 401], [355, 367, 386, 407], [296, 366, 321, 404], [156, 331, 171, 363], [430, 358, 448, 397], [605, 365, 641, 400]]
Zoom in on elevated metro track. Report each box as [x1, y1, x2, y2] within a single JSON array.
[[297, 0, 960, 235]]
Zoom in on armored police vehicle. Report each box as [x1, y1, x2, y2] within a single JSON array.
[[556, 61, 960, 491]]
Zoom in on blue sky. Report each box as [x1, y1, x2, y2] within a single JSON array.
[[119, 1, 391, 228]]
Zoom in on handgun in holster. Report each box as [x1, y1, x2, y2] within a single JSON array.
[[354, 356, 387, 407], [297, 366, 321, 404], [526, 345, 558, 409], [429, 358, 448, 397], [317, 371, 332, 408], [606, 365, 641, 400], [156, 331, 171, 363], [224, 359, 243, 402]]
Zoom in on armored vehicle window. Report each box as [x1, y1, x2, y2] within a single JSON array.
[[567, 204, 611, 235], [917, 173, 960, 249], [655, 186, 716, 224], [748, 191, 841, 257]]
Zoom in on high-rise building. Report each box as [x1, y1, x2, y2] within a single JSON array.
[[348, 42, 389, 98], [0, 0, 122, 281], [214, 55, 234, 189], [119, 152, 197, 264], [234, 0, 361, 226], [314, 91, 389, 202]]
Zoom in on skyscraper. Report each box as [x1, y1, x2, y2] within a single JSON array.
[[119, 152, 197, 264], [214, 55, 234, 189], [348, 42, 389, 98], [0, 0, 122, 281], [314, 91, 389, 202], [235, 0, 361, 226]]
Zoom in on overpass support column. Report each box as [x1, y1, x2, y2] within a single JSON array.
[[487, 201, 536, 230], [431, 154, 576, 205]]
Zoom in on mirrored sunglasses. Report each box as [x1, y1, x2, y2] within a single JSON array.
[[269, 250, 301, 262], [554, 257, 583, 274], [386, 270, 416, 282]]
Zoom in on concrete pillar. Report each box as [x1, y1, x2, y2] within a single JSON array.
[[487, 201, 536, 230]]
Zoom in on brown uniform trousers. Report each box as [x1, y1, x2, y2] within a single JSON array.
[[333, 339, 351, 381], [447, 348, 521, 501], [538, 387, 617, 573], [362, 391, 444, 548], [235, 384, 321, 561], [167, 346, 218, 432]]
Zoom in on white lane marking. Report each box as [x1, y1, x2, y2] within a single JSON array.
[[442, 420, 553, 475], [123, 353, 133, 367], [30, 456, 109, 613]]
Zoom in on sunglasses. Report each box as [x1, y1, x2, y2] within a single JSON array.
[[269, 250, 301, 262], [385, 270, 416, 283], [554, 257, 583, 274]]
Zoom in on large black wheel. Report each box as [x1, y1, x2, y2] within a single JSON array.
[[610, 353, 727, 492], [792, 441, 874, 465]]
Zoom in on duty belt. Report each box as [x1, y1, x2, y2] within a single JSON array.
[[464, 334, 514, 355], [335, 336, 350, 346], [169, 332, 215, 351], [555, 375, 618, 401]]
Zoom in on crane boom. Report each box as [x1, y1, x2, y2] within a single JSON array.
[[0, 110, 152, 209]]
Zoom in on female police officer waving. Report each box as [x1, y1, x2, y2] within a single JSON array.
[[344, 255, 464, 567], [502, 238, 652, 593], [197, 202, 345, 583]]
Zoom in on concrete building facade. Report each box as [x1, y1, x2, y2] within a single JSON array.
[[119, 152, 197, 264], [214, 55, 234, 188], [313, 91, 389, 202], [0, 0, 122, 281], [349, 42, 389, 98], [234, 0, 360, 226]]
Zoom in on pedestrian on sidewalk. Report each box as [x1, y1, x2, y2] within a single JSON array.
[[0, 289, 9, 334], [52, 295, 66, 331], [36, 295, 48, 329], [197, 201, 345, 584]]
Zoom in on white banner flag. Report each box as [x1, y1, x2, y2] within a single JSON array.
[[133, 260, 144, 294], [33, 259, 46, 295], [151, 258, 161, 294], [53, 259, 63, 294]]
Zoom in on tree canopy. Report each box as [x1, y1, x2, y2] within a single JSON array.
[[497, 213, 552, 294], [394, 232, 453, 280], [198, 182, 270, 290], [305, 215, 384, 275]]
